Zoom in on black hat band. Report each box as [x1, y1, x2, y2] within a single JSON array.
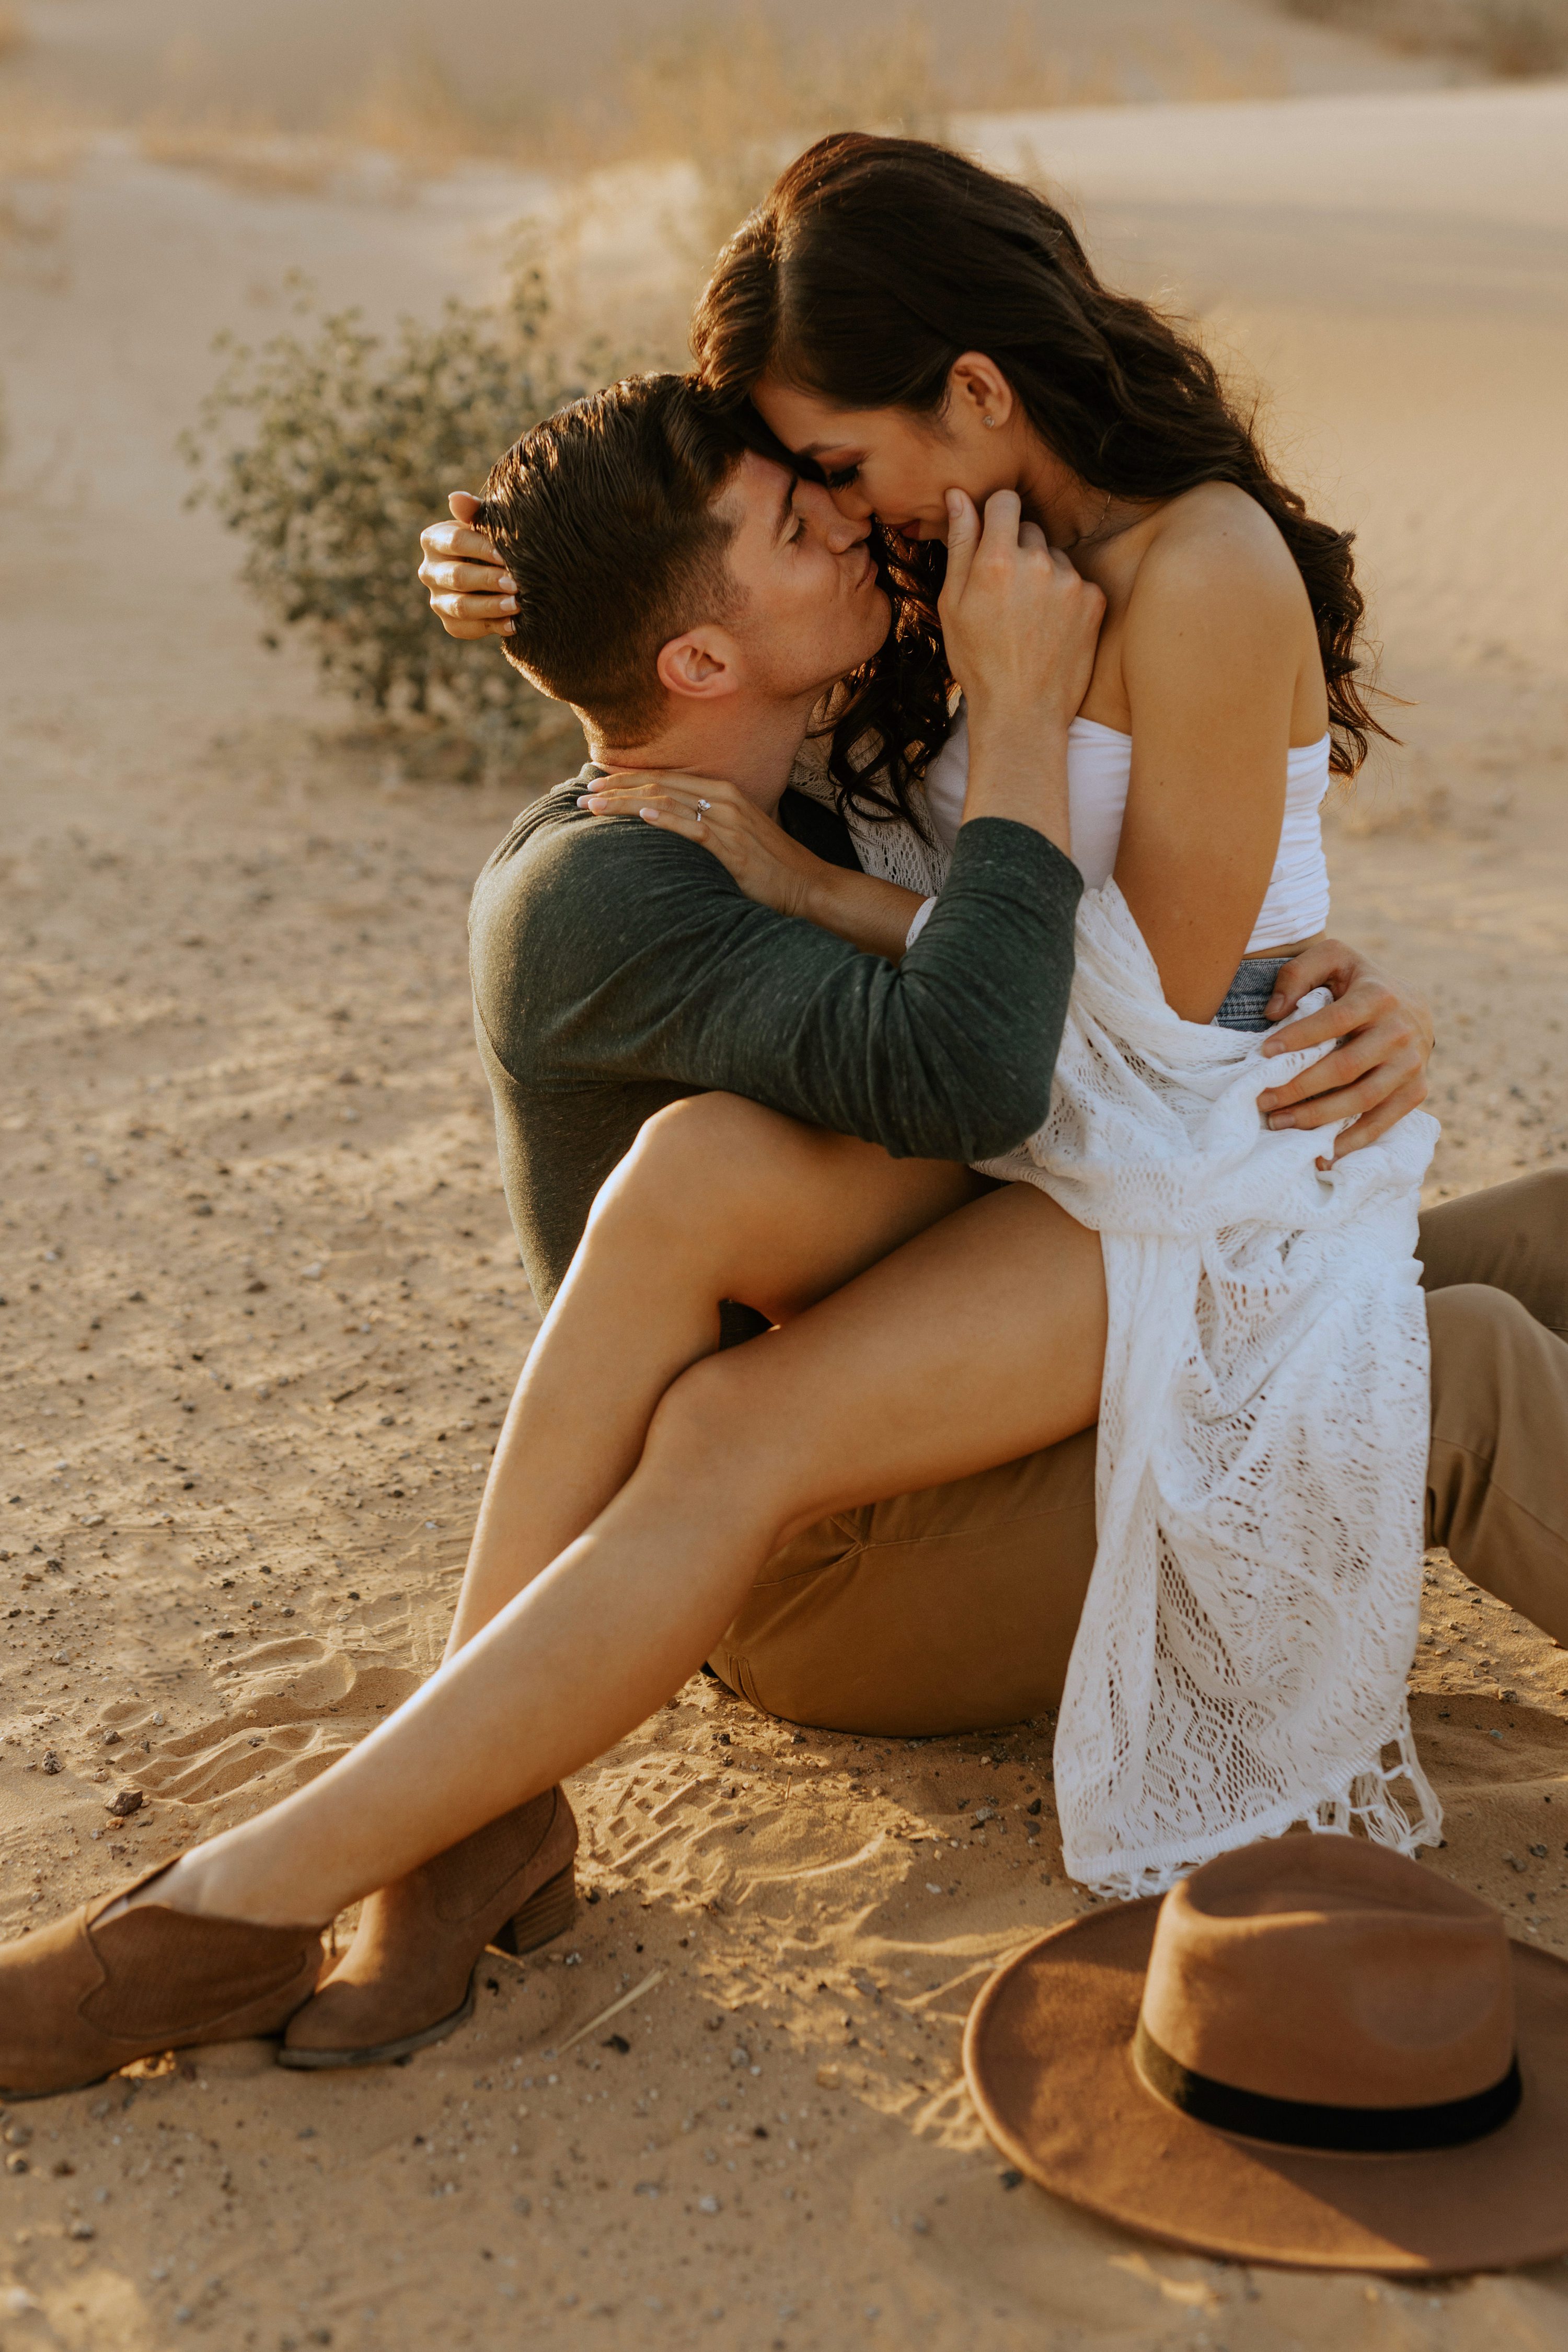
[[1133, 2018, 1522, 2153]]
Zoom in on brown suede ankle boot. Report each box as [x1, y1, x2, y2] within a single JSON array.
[[278, 1787, 578, 2070], [0, 1872, 325, 2100]]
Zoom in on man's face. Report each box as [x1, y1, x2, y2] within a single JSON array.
[[712, 452, 891, 700]]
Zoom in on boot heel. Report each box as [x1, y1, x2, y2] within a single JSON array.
[[492, 1864, 576, 1957]]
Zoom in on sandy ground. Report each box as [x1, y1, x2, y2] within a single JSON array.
[[2, 76, 1568, 2352]]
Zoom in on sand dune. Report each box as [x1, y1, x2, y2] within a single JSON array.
[[7, 0, 1458, 130], [2, 72, 1567, 2352], [970, 77, 1568, 225]]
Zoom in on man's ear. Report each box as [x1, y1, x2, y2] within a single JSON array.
[[656, 626, 743, 705]]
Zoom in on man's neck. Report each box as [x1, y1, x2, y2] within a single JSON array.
[[589, 692, 818, 818]]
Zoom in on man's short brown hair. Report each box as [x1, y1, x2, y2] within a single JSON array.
[[475, 373, 750, 743]]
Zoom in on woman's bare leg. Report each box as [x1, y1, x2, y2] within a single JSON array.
[[149, 1179, 1104, 1927], [442, 1091, 981, 1656]]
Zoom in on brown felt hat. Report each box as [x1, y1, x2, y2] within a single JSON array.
[[963, 1835, 1568, 2275]]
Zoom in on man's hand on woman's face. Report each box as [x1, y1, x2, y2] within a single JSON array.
[[418, 492, 517, 639], [1258, 938, 1434, 1161], [937, 489, 1104, 736]]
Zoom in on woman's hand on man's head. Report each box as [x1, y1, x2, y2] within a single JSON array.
[[419, 493, 517, 639], [1258, 938, 1434, 1161]]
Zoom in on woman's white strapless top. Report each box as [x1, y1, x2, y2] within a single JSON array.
[[918, 711, 1332, 956]]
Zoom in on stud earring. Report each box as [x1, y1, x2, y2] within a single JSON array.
[[983, 415, 998, 429]]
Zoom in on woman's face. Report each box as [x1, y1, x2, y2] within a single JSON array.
[[754, 374, 1022, 544]]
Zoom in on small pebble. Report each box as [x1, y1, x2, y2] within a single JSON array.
[[107, 1789, 144, 1819], [41, 1751, 61, 1775]]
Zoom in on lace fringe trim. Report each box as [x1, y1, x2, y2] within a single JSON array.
[[1067, 1713, 1444, 1904]]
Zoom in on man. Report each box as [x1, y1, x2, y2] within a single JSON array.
[[417, 372, 1564, 1716]]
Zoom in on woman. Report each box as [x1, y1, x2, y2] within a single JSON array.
[[0, 136, 1437, 2090], [568, 135, 1440, 1898]]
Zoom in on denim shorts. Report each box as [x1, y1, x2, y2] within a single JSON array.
[[1212, 955, 1290, 1033]]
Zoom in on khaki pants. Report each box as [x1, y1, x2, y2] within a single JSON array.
[[710, 1170, 1568, 1735]]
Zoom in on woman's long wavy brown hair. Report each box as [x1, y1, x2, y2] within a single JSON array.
[[694, 131, 1388, 828]]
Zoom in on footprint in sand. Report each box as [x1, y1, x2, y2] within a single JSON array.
[[345, 1587, 450, 1676], [96, 1635, 421, 1826], [592, 1756, 728, 1894], [587, 1752, 905, 1923], [1411, 1693, 1568, 1931]]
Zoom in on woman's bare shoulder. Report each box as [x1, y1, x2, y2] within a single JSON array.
[[1134, 481, 1306, 610]]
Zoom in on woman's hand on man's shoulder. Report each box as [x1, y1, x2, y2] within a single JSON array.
[[573, 774, 924, 959], [574, 773, 823, 919]]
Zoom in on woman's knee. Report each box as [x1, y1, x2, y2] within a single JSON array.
[[579, 1096, 753, 1261], [583, 1096, 839, 1321], [597, 1094, 803, 1232], [640, 1349, 794, 1524]]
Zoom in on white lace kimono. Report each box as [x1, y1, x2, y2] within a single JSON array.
[[809, 763, 1442, 1899]]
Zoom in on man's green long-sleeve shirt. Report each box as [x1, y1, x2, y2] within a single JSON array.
[[468, 769, 1082, 1312]]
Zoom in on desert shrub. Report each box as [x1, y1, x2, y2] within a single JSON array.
[[1460, 0, 1568, 70], [181, 263, 609, 750], [1276, 0, 1568, 75], [585, 10, 952, 276]]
